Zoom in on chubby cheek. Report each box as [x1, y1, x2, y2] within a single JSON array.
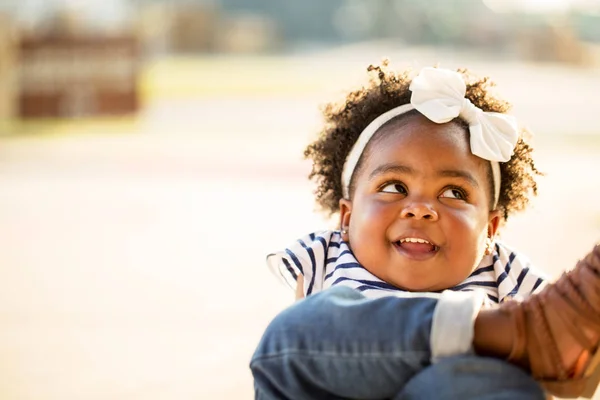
[[443, 209, 488, 265], [349, 199, 394, 258]]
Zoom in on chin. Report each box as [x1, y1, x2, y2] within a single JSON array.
[[389, 276, 455, 292]]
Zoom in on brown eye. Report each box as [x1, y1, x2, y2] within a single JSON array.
[[381, 183, 407, 195], [440, 188, 466, 200]]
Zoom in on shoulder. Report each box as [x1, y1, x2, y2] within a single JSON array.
[[266, 230, 341, 293], [493, 241, 548, 300]]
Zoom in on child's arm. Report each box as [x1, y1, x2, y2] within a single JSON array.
[[295, 275, 305, 300], [268, 230, 334, 299]]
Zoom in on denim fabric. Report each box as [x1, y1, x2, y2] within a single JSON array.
[[394, 356, 545, 400], [251, 286, 544, 400]]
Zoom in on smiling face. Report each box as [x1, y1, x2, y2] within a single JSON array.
[[339, 113, 500, 292]]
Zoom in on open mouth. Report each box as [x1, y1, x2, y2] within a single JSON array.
[[393, 237, 439, 259]]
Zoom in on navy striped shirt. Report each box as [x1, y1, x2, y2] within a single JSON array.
[[267, 230, 547, 304]]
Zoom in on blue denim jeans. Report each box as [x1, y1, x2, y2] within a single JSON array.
[[250, 286, 545, 399]]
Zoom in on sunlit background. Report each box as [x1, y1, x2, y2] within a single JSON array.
[[0, 0, 599, 399]]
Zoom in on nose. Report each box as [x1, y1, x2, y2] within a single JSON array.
[[400, 201, 439, 221]]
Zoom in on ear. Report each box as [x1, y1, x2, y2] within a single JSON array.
[[487, 210, 501, 240], [339, 198, 352, 242]]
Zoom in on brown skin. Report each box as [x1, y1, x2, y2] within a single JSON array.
[[305, 63, 541, 222], [338, 114, 500, 291], [294, 111, 591, 381], [295, 275, 304, 300], [295, 63, 589, 389]]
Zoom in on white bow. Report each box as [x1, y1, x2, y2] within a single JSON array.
[[409, 67, 518, 162]]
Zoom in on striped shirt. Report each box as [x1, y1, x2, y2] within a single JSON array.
[[267, 230, 548, 304]]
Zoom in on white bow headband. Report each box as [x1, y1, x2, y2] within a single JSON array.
[[341, 67, 519, 208]]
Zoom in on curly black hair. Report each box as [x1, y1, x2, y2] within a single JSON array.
[[304, 60, 542, 222]]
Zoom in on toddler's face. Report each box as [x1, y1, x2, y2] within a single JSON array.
[[340, 113, 500, 291]]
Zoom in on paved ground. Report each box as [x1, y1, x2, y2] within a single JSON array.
[[0, 53, 599, 399]]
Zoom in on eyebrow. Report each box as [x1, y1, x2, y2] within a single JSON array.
[[438, 169, 480, 188], [368, 164, 415, 180], [368, 163, 480, 188]]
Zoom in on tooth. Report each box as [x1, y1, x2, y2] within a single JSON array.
[[400, 238, 431, 244]]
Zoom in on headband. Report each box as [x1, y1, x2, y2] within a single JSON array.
[[341, 67, 519, 208]]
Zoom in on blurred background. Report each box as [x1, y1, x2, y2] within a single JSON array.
[[0, 0, 599, 399]]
